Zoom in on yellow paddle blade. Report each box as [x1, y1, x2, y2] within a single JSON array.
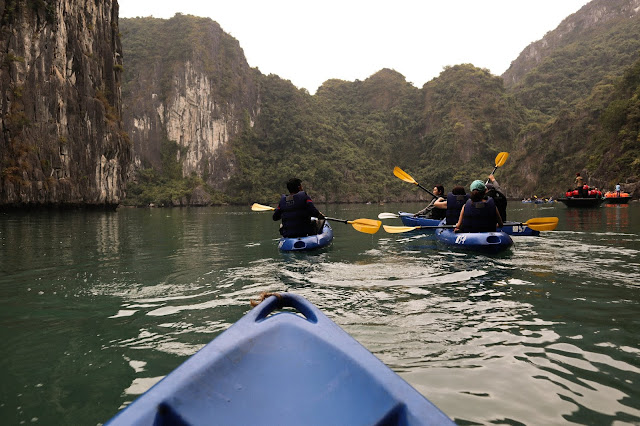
[[251, 203, 275, 211], [383, 225, 419, 234], [348, 218, 382, 234], [393, 167, 418, 185], [524, 217, 559, 231], [495, 152, 509, 167]]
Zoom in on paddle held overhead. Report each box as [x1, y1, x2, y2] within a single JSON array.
[[485, 152, 509, 184]]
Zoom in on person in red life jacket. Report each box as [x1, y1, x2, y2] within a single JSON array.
[[273, 178, 325, 238], [415, 184, 446, 221], [434, 185, 468, 225], [454, 180, 503, 233]]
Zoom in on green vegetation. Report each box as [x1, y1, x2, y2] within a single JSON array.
[[119, 9, 640, 205], [123, 138, 227, 206]]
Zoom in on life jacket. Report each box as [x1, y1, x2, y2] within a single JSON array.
[[276, 191, 319, 238], [428, 199, 447, 220], [486, 188, 507, 221], [572, 190, 579, 196], [460, 197, 497, 233], [565, 191, 572, 197], [446, 193, 469, 225]]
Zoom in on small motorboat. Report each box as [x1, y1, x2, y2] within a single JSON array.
[[105, 293, 454, 425], [558, 197, 606, 208], [604, 191, 632, 204]]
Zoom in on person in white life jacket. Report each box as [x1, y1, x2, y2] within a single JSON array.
[[454, 180, 504, 233]]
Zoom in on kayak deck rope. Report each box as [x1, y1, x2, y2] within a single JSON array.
[[250, 292, 283, 307]]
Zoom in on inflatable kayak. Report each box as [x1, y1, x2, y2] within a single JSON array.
[[278, 221, 333, 251], [399, 211, 441, 227], [435, 222, 513, 254], [402, 212, 539, 236], [106, 293, 454, 425]]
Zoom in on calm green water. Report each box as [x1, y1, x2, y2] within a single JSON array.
[[1, 202, 639, 425]]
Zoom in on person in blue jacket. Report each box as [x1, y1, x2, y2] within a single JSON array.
[[434, 185, 468, 225], [273, 178, 324, 238], [454, 180, 503, 233]]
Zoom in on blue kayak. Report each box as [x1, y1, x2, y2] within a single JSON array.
[[435, 222, 514, 254], [106, 293, 454, 425], [278, 221, 333, 251], [399, 211, 441, 227], [401, 212, 539, 236]]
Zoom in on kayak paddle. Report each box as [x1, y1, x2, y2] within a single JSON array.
[[324, 217, 382, 234], [485, 152, 509, 184], [393, 167, 437, 198], [378, 212, 400, 220], [251, 203, 381, 234], [383, 217, 559, 234]]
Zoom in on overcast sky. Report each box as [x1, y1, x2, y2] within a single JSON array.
[[119, 0, 591, 94]]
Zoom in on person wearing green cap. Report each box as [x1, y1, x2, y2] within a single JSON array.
[[454, 180, 504, 233]]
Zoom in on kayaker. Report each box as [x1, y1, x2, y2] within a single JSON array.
[[454, 180, 503, 233], [273, 178, 325, 238], [436, 185, 468, 225], [486, 174, 508, 221], [414, 184, 446, 220]]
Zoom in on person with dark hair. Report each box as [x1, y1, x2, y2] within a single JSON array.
[[415, 184, 446, 220], [272, 178, 324, 238], [454, 180, 503, 233], [486, 174, 507, 221], [435, 185, 468, 225]]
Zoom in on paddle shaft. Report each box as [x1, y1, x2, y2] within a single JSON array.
[[416, 183, 437, 198]]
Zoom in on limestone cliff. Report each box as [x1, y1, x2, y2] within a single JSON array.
[[502, 0, 640, 87], [0, 0, 131, 208], [120, 15, 259, 190]]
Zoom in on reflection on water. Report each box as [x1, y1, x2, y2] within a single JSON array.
[[1, 204, 639, 425]]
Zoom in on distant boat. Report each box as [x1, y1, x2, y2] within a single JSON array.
[[604, 191, 632, 204], [558, 197, 606, 208]]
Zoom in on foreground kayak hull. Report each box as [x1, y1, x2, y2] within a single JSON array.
[[558, 197, 605, 208], [435, 226, 513, 253], [106, 293, 454, 425], [401, 212, 539, 236], [278, 222, 333, 251]]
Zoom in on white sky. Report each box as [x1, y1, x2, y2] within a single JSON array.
[[119, 0, 591, 94]]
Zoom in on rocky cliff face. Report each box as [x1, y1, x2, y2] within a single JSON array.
[[120, 15, 260, 189], [0, 0, 131, 208], [502, 0, 640, 87]]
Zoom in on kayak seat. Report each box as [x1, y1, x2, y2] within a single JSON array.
[[486, 235, 500, 244]]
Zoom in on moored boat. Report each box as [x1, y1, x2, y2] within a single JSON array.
[[435, 221, 514, 253], [278, 221, 333, 251], [105, 293, 454, 425], [401, 212, 539, 236]]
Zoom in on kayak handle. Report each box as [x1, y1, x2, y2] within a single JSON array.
[[252, 293, 318, 324]]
